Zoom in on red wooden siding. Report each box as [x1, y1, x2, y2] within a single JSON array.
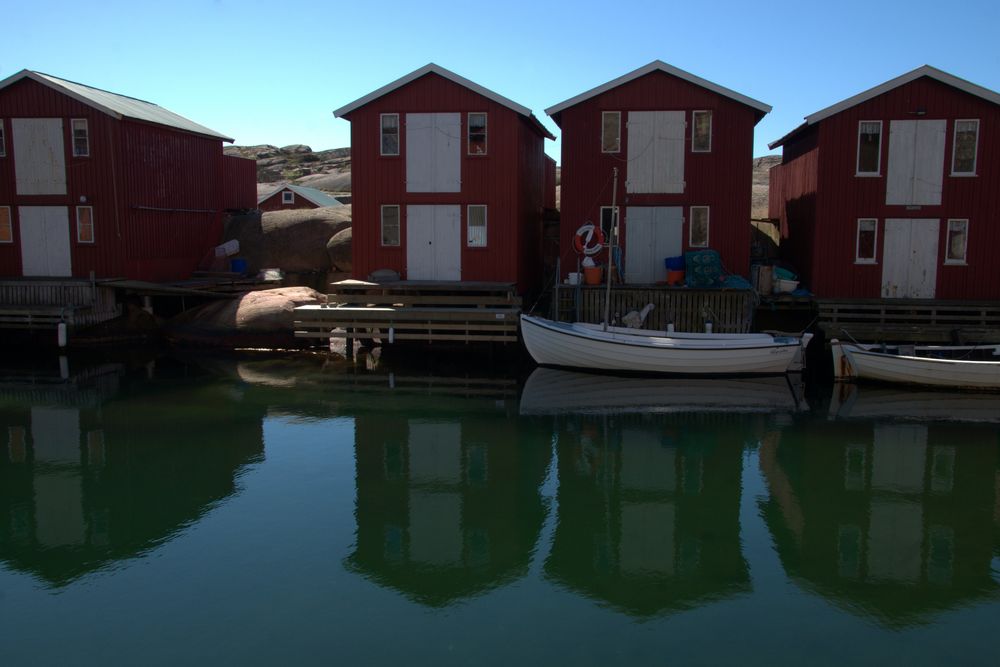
[[774, 76, 1000, 299], [0, 77, 236, 281], [543, 155, 557, 210], [222, 155, 257, 209], [258, 188, 320, 212], [343, 72, 547, 293], [555, 70, 759, 280]]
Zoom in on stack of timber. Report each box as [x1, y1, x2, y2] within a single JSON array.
[[294, 280, 521, 345], [0, 279, 121, 330], [554, 284, 756, 333], [818, 298, 1000, 344]]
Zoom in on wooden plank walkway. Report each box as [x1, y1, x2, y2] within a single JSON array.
[[0, 279, 121, 330], [818, 298, 1000, 343]]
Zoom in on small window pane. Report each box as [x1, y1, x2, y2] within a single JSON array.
[[0, 207, 11, 243], [692, 111, 712, 152], [381, 115, 399, 156], [381, 205, 400, 246], [602, 112, 620, 153], [856, 218, 877, 262], [77, 206, 94, 243], [857, 121, 881, 174], [468, 205, 487, 247], [689, 207, 709, 247], [72, 119, 89, 157], [469, 113, 487, 155], [946, 219, 968, 263], [952, 120, 978, 174]]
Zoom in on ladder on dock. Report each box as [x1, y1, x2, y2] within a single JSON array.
[[293, 280, 522, 345]]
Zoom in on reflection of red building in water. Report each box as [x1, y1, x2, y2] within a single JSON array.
[[544, 412, 755, 617], [760, 416, 999, 626], [347, 408, 551, 606]]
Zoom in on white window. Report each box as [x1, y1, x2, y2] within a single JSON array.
[[856, 218, 877, 263], [468, 113, 487, 155], [945, 219, 968, 264], [951, 119, 979, 175], [380, 113, 400, 156], [601, 111, 620, 153], [856, 121, 881, 175], [282, 190, 294, 204], [467, 205, 487, 247], [72, 118, 89, 157], [0, 121, 5, 157], [689, 206, 709, 247], [0, 206, 11, 243], [692, 111, 712, 152], [381, 205, 400, 246], [76, 206, 94, 243]]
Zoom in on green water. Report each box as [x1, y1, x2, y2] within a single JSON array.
[[2, 353, 1000, 665]]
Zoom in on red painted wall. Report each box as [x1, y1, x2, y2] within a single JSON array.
[[342, 72, 547, 293], [258, 188, 320, 212], [223, 155, 257, 210], [775, 76, 1000, 299], [0, 77, 235, 281], [553, 70, 761, 280]]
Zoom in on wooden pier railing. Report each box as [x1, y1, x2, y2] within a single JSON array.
[[818, 298, 1000, 343]]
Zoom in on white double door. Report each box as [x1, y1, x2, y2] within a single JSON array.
[[624, 207, 683, 284], [19, 206, 72, 277], [406, 205, 461, 281], [881, 219, 938, 299]]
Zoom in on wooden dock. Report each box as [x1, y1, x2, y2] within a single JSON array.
[[294, 280, 522, 346], [818, 298, 1000, 343], [0, 279, 121, 331]]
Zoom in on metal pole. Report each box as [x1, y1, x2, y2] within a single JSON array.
[[602, 168, 618, 332]]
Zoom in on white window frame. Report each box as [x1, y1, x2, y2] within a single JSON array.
[[0, 121, 6, 157], [76, 206, 95, 244], [71, 118, 90, 157], [601, 111, 621, 153], [855, 218, 878, 264], [0, 206, 12, 244], [282, 190, 295, 204], [380, 113, 400, 157], [855, 121, 881, 176], [691, 110, 712, 153], [468, 112, 488, 156], [380, 204, 400, 247], [950, 119, 979, 176], [467, 204, 487, 247], [944, 218, 968, 265], [689, 206, 709, 247]]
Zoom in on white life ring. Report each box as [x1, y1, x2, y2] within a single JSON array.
[[574, 223, 605, 256]]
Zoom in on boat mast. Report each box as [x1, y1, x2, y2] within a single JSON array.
[[602, 167, 618, 331]]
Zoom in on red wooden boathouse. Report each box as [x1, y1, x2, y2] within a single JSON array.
[[769, 65, 1000, 300], [334, 64, 554, 293], [547, 61, 770, 284], [0, 70, 255, 282], [257, 183, 344, 212]]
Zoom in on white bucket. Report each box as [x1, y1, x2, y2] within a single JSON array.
[[567, 272, 581, 285]]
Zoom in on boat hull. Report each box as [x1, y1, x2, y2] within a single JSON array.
[[520, 315, 800, 376], [832, 340, 1000, 390]]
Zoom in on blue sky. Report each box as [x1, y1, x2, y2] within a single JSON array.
[[4, 0, 999, 161]]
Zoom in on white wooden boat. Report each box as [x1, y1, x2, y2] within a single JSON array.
[[520, 314, 811, 376], [831, 339, 1000, 390]]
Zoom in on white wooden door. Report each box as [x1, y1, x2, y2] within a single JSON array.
[[12, 118, 67, 195], [406, 205, 461, 280], [19, 206, 72, 276], [885, 120, 945, 205], [624, 207, 683, 284], [882, 218, 939, 298], [405, 112, 461, 193], [626, 111, 685, 194]]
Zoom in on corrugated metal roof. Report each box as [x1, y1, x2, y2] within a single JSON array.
[[0, 70, 234, 142], [258, 183, 344, 207]]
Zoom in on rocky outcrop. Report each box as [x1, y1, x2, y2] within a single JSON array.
[[752, 155, 782, 220], [225, 144, 351, 186], [326, 227, 352, 273], [224, 207, 351, 273], [165, 287, 326, 347]]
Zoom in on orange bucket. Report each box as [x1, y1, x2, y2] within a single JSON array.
[[666, 269, 685, 286], [583, 266, 603, 285]]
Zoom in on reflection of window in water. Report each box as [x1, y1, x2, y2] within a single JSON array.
[[466, 527, 490, 568], [844, 444, 867, 491], [927, 525, 954, 585], [682, 455, 703, 495], [8, 426, 27, 463], [838, 524, 862, 579], [930, 446, 956, 494], [408, 422, 462, 484], [86, 430, 106, 468], [871, 424, 927, 494], [384, 441, 404, 481], [465, 444, 488, 485], [383, 525, 403, 562], [620, 430, 677, 493]]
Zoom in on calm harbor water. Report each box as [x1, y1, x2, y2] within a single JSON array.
[[2, 352, 1000, 665]]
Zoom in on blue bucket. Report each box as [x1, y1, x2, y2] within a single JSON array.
[[230, 258, 248, 274], [665, 255, 685, 271]]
